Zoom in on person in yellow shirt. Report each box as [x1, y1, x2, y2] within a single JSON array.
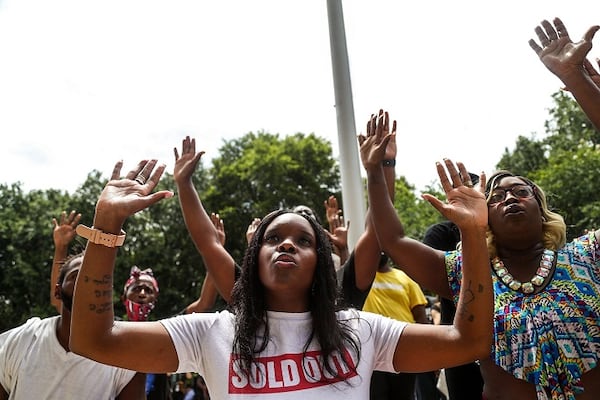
[[363, 253, 428, 400]]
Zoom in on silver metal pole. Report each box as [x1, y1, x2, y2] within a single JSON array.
[[326, 0, 366, 250]]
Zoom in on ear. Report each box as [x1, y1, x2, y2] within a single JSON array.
[[120, 294, 126, 304]]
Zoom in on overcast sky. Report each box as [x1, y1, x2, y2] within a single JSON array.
[[0, 0, 598, 194]]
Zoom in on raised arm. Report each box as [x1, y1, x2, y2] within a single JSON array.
[[50, 210, 81, 312], [392, 159, 492, 372], [70, 159, 178, 373], [350, 110, 398, 291], [359, 110, 451, 297], [174, 136, 236, 303], [183, 212, 223, 313], [529, 17, 600, 130]]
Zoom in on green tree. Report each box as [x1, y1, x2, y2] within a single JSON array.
[[204, 131, 341, 262], [495, 90, 600, 240], [496, 135, 548, 177], [394, 178, 446, 241], [0, 183, 77, 331]]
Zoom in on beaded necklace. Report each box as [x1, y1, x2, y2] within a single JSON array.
[[491, 249, 554, 294]]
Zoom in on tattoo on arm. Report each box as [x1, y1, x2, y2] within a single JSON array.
[[458, 280, 476, 322]]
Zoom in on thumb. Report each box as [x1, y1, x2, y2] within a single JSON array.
[[583, 25, 600, 42]]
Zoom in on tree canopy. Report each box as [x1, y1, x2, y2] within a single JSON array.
[[2, 91, 597, 331]]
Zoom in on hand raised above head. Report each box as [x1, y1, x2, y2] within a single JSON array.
[[422, 159, 487, 231], [95, 159, 173, 228], [358, 109, 396, 171], [174, 136, 205, 184], [529, 17, 599, 78], [52, 210, 82, 247]]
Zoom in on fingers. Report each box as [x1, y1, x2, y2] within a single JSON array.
[[67, 210, 82, 226], [583, 25, 600, 43], [477, 172, 487, 194], [535, 25, 551, 48], [125, 160, 148, 181], [528, 38, 542, 55], [553, 17, 570, 39], [146, 162, 166, 187], [111, 160, 124, 180], [357, 134, 366, 146], [541, 20, 558, 41], [436, 159, 471, 191], [530, 18, 563, 55]]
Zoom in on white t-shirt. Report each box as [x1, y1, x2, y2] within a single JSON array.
[[161, 308, 406, 399], [0, 316, 137, 399]]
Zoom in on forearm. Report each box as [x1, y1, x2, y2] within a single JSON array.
[[177, 180, 219, 249], [185, 273, 218, 313], [70, 224, 121, 358], [366, 166, 405, 251], [452, 227, 493, 356], [562, 69, 600, 130], [177, 180, 235, 302], [50, 245, 69, 311]]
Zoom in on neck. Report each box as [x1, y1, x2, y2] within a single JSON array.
[[496, 242, 545, 262], [55, 313, 71, 352]]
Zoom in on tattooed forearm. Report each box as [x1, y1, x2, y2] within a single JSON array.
[[458, 280, 479, 322], [94, 289, 112, 298], [88, 302, 113, 314]]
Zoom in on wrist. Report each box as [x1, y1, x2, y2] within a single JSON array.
[[382, 159, 396, 167]]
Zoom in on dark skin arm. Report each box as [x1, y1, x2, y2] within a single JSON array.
[[360, 112, 493, 371], [50, 210, 81, 312], [359, 110, 456, 298], [183, 212, 223, 313], [174, 136, 236, 303], [353, 110, 397, 291], [70, 159, 180, 373], [411, 304, 429, 325]]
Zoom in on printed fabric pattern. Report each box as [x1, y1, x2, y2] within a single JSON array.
[[445, 233, 600, 400]]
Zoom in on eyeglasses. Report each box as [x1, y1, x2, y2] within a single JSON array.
[[487, 184, 535, 205]]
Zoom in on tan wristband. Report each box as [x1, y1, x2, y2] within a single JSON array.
[[76, 224, 126, 248]]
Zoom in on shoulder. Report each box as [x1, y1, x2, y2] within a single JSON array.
[[1, 316, 48, 341]]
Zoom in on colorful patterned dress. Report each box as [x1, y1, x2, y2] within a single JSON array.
[[446, 233, 600, 400]]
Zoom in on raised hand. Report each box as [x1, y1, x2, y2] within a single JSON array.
[[422, 160, 486, 230], [323, 195, 349, 258], [246, 217, 261, 245], [52, 210, 82, 248], [174, 136, 205, 184], [529, 17, 599, 81], [96, 159, 172, 226], [324, 195, 342, 234], [211, 213, 226, 246], [358, 109, 396, 171]]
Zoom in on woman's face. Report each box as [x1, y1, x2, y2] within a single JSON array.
[[487, 176, 543, 240], [124, 276, 158, 304], [258, 213, 318, 311]]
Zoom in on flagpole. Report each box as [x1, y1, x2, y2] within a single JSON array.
[[326, 0, 366, 250]]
